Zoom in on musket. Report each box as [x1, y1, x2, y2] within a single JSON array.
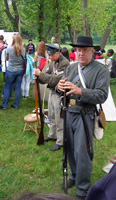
[[62, 89, 68, 194], [35, 76, 44, 145], [57, 32, 68, 193]]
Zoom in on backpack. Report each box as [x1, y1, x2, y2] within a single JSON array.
[[110, 58, 116, 78], [0, 42, 4, 51], [21, 54, 27, 74], [0, 42, 4, 65]]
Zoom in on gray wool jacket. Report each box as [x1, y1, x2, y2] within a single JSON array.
[[56, 59, 110, 113]]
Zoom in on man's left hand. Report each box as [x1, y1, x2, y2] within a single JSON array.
[[64, 81, 82, 96]]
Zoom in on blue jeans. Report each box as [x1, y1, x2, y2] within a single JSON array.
[[3, 72, 13, 98], [2, 70, 24, 108]]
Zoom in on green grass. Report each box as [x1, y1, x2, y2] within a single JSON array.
[[0, 71, 116, 199], [0, 73, 64, 200]]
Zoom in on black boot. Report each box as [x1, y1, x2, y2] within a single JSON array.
[[50, 144, 61, 151], [61, 179, 75, 189], [44, 137, 56, 142]]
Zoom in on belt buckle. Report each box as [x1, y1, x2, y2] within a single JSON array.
[[69, 99, 76, 105]]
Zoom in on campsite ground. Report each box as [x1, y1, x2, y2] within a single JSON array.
[[0, 49, 116, 199]]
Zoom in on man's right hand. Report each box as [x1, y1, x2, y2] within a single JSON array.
[[33, 68, 40, 79], [57, 78, 68, 92]]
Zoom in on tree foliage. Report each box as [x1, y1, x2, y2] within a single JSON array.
[[0, 0, 116, 46]]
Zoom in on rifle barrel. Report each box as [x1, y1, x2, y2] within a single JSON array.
[[36, 77, 44, 145], [62, 90, 68, 194]]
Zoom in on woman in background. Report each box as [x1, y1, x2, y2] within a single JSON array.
[[61, 47, 70, 61], [0, 34, 26, 109], [69, 47, 78, 62], [1, 43, 9, 98], [34, 41, 46, 71], [21, 46, 34, 99]]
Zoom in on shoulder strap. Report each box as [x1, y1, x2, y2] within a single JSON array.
[[21, 55, 24, 61], [72, 61, 98, 84], [78, 63, 86, 88], [21, 49, 26, 61], [110, 57, 113, 61]]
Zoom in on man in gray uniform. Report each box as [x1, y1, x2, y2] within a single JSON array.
[[57, 36, 110, 200], [33, 43, 69, 151]]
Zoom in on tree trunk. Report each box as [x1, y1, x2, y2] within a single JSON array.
[[37, 0, 44, 41], [82, 0, 89, 36], [18, 16, 21, 34], [67, 23, 78, 43], [45, 26, 53, 42], [100, 28, 111, 49], [4, 0, 19, 32], [54, 0, 61, 44], [67, 16, 78, 43]]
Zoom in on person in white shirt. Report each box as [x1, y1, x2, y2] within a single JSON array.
[[1, 45, 9, 97], [106, 49, 114, 71]]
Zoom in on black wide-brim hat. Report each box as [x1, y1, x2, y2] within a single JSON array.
[[46, 43, 61, 54], [69, 36, 94, 47]]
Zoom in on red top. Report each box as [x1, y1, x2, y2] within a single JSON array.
[[95, 55, 103, 60], [38, 57, 46, 71], [69, 52, 78, 61]]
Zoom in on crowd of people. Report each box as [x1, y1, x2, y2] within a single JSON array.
[[0, 33, 115, 200]]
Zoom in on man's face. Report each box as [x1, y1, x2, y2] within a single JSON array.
[[51, 37, 55, 43], [48, 52, 59, 62], [77, 47, 94, 67], [107, 51, 110, 57]]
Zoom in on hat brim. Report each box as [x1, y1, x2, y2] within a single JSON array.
[[46, 43, 61, 54], [46, 43, 61, 50], [69, 43, 94, 47]]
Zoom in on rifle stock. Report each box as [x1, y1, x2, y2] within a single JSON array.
[[36, 77, 44, 145], [62, 90, 68, 194]]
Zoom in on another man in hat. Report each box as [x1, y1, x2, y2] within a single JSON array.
[[56, 36, 110, 200], [33, 43, 70, 151]]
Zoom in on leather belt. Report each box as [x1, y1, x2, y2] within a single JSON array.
[[68, 99, 94, 113]]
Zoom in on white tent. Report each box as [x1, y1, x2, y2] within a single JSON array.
[[94, 59, 116, 121], [102, 87, 116, 121], [0, 30, 18, 45]]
